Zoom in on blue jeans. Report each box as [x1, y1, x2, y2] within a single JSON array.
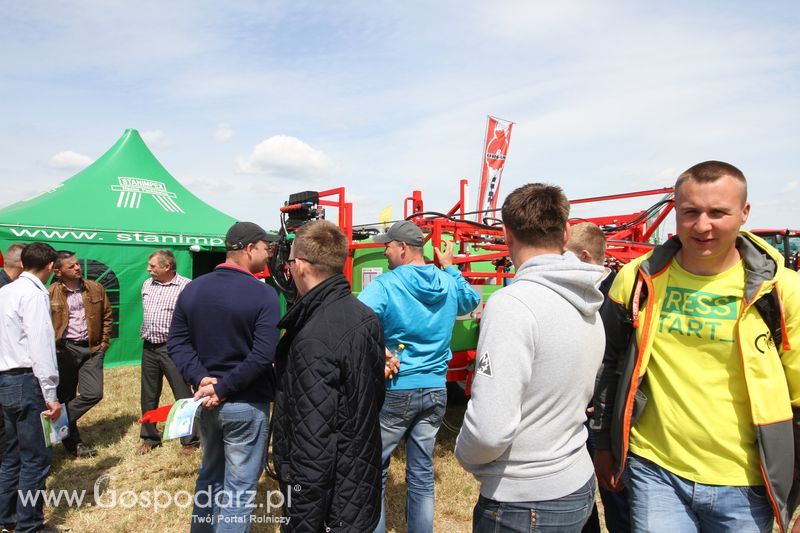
[[473, 476, 596, 532], [375, 388, 446, 533], [190, 401, 269, 533], [624, 453, 774, 533], [0, 372, 53, 533]]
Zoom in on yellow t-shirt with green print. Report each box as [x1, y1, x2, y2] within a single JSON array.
[[629, 259, 763, 485]]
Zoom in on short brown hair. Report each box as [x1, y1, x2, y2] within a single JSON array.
[[675, 161, 747, 204], [3, 243, 24, 267], [293, 220, 348, 277], [21, 242, 57, 271], [566, 222, 607, 264], [150, 249, 176, 271], [501, 183, 570, 249]]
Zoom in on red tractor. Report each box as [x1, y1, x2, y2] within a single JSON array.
[[751, 229, 800, 271]]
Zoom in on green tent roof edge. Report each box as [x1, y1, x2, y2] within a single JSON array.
[[0, 222, 226, 238], [0, 128, 238, 236]]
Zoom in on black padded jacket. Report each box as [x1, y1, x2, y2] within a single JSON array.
[[271, 273, 385, 532]]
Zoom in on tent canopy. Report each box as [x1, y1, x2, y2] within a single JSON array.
[[0, 128, 236, 247], [0, 129, 238, 367]]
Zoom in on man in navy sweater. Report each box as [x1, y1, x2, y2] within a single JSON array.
[[169, 221, 280, 532]]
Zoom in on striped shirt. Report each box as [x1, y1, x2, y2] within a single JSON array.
[[141, 274, 190, 344]]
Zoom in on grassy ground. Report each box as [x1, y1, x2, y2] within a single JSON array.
[[43, 366, 795, 532], [43, 366, 480, 532]]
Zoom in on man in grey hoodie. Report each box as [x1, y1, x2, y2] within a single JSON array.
[[455, 183, 606, 532]]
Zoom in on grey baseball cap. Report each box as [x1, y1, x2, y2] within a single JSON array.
[[373, 220, 424, 247]]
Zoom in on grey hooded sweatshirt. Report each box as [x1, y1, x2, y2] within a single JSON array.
[[455, 252, 605, 502]]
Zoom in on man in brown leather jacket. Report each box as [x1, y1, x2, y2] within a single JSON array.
[[49, 250, 112, 458]]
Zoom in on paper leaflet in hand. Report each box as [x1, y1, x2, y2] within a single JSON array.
[[162, 398, 204, 441], [40, 403, 69, 447]]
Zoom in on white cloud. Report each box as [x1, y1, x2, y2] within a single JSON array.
[[48, 150, 92, 170], [236, 135, 334, 179], [213, 123, 234, 142], [141, 130, 171, 149], [781, 181, 799, 193]]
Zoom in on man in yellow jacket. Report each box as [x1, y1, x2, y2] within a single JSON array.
[[593, 161, 800, 532]]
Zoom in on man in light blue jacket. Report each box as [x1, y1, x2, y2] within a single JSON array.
[[359, 220, 481, 533]]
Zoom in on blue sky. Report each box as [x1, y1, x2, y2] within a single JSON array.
[[1, 1, 798, 233]]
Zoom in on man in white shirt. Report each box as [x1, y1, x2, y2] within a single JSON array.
[[0, 242, 62, 533]]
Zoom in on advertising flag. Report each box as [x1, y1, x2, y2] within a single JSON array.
[[476, 116, 514, 220]]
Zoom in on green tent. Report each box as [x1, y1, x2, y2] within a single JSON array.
[[0, 129, 237, 367]]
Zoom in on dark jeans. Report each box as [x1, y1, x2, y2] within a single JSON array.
[[0, 372, 52, 533], [0, 405, 6, 460], [56, 342, 104, 448], [584, 428, 631, 533], [140, 343, 198, 446], [473, 477, 596, 533]]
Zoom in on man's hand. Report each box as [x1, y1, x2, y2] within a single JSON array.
[[594, 449, 623, 492], [195, 382, 221, 410], [199, 376, 218, 387], [43, 401, 61, 422], [434, 240, 455, 269], [384, 348, 400, 379], [792, 516, 800, 533]]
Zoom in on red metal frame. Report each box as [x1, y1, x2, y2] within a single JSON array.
[[271, 182, 677, 386], [571, 187, 675, 264]]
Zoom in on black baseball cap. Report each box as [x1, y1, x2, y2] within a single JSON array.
[[225, 222, 275, 250], [373, 220, 424, 247]]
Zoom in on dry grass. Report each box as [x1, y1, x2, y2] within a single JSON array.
[[42, 367, 481, 532], [42, 367, 796, 532]]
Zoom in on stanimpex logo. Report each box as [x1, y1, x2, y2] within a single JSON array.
[[111, 177, 184, 213]]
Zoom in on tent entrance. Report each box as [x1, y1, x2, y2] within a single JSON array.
[[192, 251, 226, 277]]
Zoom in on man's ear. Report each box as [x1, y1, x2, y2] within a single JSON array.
[[503, 225, 514, 247]]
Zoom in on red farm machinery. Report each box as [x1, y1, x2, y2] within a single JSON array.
[[265, 182, 677, 391]]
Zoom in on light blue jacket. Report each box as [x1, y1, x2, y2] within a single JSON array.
[[358, 264, 481, 389]]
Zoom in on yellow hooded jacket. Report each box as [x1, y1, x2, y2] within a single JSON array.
[[592, 231, 800, 532]]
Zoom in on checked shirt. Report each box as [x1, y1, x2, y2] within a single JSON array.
[[141, 274, 190, 344]]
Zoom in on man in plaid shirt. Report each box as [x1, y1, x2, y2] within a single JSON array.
[[138, 249, 198, 454]]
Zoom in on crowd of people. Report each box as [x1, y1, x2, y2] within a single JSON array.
[[0, 159, 798, 533]]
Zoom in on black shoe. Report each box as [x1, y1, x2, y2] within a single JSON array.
[[37, 524, 64, 532], [70, 442, 96, 458]]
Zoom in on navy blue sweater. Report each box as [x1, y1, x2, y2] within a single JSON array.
[[168, 264, 280, 403]]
